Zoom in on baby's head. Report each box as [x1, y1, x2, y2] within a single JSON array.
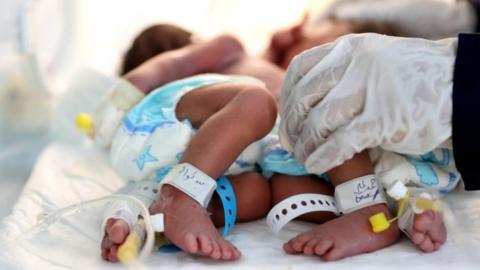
[[272, 19, 398, 69], [121, 24, 193, 74]]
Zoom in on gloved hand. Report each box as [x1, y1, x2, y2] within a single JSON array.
[[314, 0, 476, 39], [279, 33, 457, 175], [91, 79, 145, 147]]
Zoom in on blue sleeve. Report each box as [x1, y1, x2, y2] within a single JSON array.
[[452, 33, 480, 190]]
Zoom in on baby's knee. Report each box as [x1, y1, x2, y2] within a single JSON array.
[[237, 85, 278, 135]]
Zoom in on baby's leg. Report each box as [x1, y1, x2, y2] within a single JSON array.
[[284, 151, 400, 261], [102, 171, 271, 262], [210, 172, 272, 225], [149, 82, 277, 260]]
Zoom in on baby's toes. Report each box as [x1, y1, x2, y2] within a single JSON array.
[[418, 237, 434, 253], [414, 211, 435, 232], [411, 230, 426, 245], [303, 239, 319, 255], [197, 235, 214, 256], [108, 245, 119, 262], [209, 240, 222, 260], [101, 248, 109, 260], [283, 240, 299, 254], [290, 234, 311, 252], [314, 238, 334, 257], [183, 233, 200, 254], [107, 220, 130, 244], [218, 239, 236, 260]]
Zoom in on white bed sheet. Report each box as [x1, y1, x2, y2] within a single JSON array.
[[1, 143, 480, 270]]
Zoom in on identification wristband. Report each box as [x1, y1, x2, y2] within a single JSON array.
[[267, 193, 339, 234], [159, 163, 217, 208], [334, 174, 387, 214]]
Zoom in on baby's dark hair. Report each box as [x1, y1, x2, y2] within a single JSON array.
[[121, 24, 193, 74]]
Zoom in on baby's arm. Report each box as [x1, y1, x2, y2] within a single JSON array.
[[124, 35, 245, 93]]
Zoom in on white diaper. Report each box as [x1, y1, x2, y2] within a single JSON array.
[[110, 74, 265, 182]]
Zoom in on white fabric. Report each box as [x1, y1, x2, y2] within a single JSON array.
[[2, 144, 480, 269], [334, 175, 387, 214], [267, 194, 339, 234], [314, 0, 476, 39], [160, 163, 217, 208], [280, 33, 457, 175], [371, 148, 461, 197]]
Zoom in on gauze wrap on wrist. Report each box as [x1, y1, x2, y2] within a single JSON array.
[[159, 163, 217, 208], [334, 175, 387, 214]]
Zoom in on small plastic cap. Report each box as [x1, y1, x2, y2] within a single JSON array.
[[387, 181, 408, 200], [369, 212, 390, 233], [75, 113, 94, 136]]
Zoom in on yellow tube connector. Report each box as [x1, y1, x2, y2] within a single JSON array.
[[118, 219, 146, 265], [75, 113, 95, 139], [369, 212, 390, 233]]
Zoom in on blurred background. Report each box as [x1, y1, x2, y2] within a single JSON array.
[[0, 0, 328, 220], [0, 0, 476, 220]]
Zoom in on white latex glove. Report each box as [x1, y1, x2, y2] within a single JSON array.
[[313, 0, 476, 39], [279, 33, 457, 175], [91, 79, 145, 147]]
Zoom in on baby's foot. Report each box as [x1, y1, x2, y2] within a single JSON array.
[[283, 204, 400, 261], [149, 185, 241, 260], [101, 218, 130, 262], [411, 210, 446, 252]]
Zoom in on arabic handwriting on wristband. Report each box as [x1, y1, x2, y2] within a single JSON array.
[[180, 166, 205, 185], [353, 178, 379, 203]]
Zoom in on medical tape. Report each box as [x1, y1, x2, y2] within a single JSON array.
[[110, 79, 145, 110], [159, 163, 217, 208], [93, 79, 144, 146], [334, 174, 387, 214], [267, 193, 339, 234]]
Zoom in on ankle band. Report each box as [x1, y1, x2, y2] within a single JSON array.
[[216, 176, 237, 237], [267, 193, 339, 234], [160, 163, 217, 208], [334, 174, 387, 214]]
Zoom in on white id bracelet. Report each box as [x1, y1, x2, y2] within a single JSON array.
[[267, 193, 339, 234], [334, 174, 387, 214], [159, 163, 217, 208]]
